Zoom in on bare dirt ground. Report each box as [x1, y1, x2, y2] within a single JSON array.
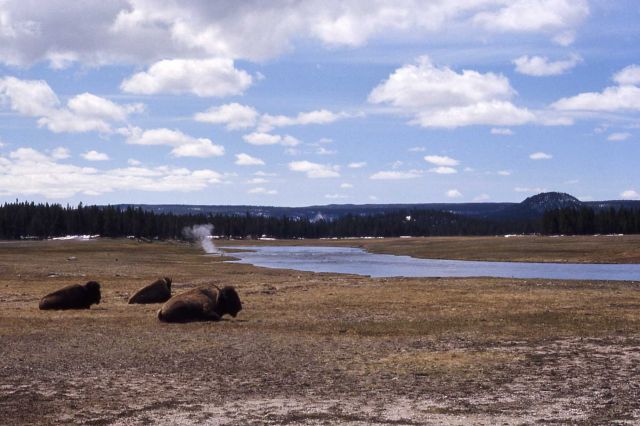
[[2, 238, 640, 425]]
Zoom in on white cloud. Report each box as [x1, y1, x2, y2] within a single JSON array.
[[369, 56, 534, 128], [552, 65, 640, 112], [429, 167, 457, 174], [316, 147, 336, 155], [0, 76, 142, 133], [513, 54, 582, 76], [126, 127, 225, 158], [472, 0, 588, 39], [194, 103, 258, 130], [50, 147, 70, 160], [258, 109, 350, 132], [446, 189, 462, 198], [370, 170, 421, 180], [621, 190, 640, 200], [243, 132, 300, 146], [408, 147, 426, 152], [0, 2, 589, 67], [127, 158, 141, 166], [473, 194, 490, 201], [288, 160, 339, 178], [348, 161, 367, 169], [497, 170, 512, 176], [614, 65, 640, 86], [121, 58, 252, 97], [0, 147, 223, 198], [340, 183, 353, 189], [424, 155, 459, 166], [607, 132, 631, 142], [248, 187, 277, 195], [491, 128, 514, 136], [529, 152, 552, 160], [81, 150, 109, 161], [235, 153, 265, 166]]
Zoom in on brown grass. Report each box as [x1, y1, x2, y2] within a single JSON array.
[[1, 238, 640, 424]]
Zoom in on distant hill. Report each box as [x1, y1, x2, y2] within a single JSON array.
[[114, 192, 640, 221]]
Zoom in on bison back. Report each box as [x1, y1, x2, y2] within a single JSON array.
[[128, 280, 171, 304], [39, 285, 91, 310]]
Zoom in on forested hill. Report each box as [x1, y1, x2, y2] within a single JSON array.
[[115, 192, 640, 221], [1, 194, 640, 240]]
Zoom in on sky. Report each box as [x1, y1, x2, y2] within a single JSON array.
[[0, 0, 639, 207]]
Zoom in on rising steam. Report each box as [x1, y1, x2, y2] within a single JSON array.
[[182, 224, 219, 254]]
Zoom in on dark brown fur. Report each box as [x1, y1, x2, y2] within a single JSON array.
[[157, 285, 242, 323], [128, 277, 172, 304], [39, 281, 101, 310]]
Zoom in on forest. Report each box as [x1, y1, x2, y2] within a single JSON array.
[[0, 201, 639, 240]]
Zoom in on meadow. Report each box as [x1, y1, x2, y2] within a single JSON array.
[[1, 237, 640, 424]]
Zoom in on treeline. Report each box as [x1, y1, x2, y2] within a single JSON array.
[[1, 201, 638, 240], [542, 207, 640, 235]]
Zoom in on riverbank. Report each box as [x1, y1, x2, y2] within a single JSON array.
[[223, 234, 640, 264], [2, 239, 640, 424]]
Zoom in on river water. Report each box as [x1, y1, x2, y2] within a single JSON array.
[[223, 246, 640, 281]]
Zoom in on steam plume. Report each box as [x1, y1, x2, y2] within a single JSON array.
[[183, 224, 219, 254]]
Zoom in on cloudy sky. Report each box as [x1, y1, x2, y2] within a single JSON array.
[[0, 0, 638, 206]]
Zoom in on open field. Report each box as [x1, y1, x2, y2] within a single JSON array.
[[224, 234, 640, 264], [2, 238, 640, 424]]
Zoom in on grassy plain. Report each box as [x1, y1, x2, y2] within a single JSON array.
[[1, 237, 640, 424]]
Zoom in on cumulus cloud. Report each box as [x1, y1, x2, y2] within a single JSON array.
[[288, 160, 339, 178], [368, 56, 535, 128], [194, 103, 258, 130], [325, 193, 347, 199], [235, 153, 265, 166], [0, 147, 223, 198], [370, 170, 421, 180], [446, 189, 463, 198], [621, 190, 640, 200], [613, 65, 640, 86], [0, 76, 142, 133], [125, 127, 224, 158], [0, 1, 590, 67], [424, 155, 459, 166], [608, 132, 631, 142], [340, 183, 353, 189], [247, 177, 268, 184], [513, 54, 582, 76], [551, 64, 640, 112], [497, 170, 512, 176], [50, 147, 70, 160], [529, 152, 552, 160], [429, 167, 457, 174], [121, 58, 252, 97], [243, 132, 300, 146], [258, 109, 350, 132], [81, 150, 109, 161]]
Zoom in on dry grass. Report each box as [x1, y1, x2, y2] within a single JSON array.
[[2, 238, 640, 424]]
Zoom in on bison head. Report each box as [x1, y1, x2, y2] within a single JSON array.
[[218, 286, 242, 317], [84, 281, 101, 305]]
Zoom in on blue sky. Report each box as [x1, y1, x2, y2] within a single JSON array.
[[0, 0, 639, 206]]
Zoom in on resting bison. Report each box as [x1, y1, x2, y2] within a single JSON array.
[[157, 285, 242, 323], [39, 281, 101, 310], [128, 277, 172, 304]]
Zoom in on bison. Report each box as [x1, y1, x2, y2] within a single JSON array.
[[157, 285, 242, 323], [39, 281, 101, 310], [128, 277, 172, 304]]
